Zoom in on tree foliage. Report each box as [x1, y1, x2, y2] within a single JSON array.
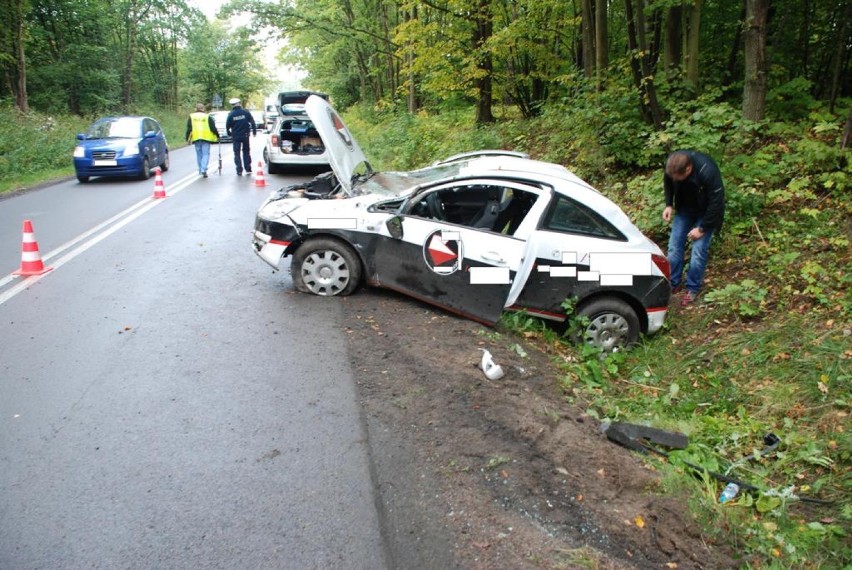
[[1, 0, 269, 116], [238, 0, 850, 127]]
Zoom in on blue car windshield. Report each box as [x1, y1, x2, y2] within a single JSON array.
[[87, 118, 142, 139]]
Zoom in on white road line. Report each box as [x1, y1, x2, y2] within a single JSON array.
[[0, 172, 200, 306]]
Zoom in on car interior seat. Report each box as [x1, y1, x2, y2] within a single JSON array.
[[468, 189, 501, 229]]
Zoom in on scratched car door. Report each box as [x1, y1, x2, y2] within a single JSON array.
[[372, 182, 534, 325]]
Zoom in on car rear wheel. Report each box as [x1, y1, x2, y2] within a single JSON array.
[[291, 238, 362, 297], [264, 149, 282, 174], [160, 151, 170, 172], [576, 297, 640, 351], [139, 157, 151, 180]]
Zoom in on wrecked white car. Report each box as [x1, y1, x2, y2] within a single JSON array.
[[252, 96, 671, 350]]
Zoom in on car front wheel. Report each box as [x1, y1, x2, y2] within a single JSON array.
[[77, 176, 90, 183], [291, 238, 362, 297], [139, 157, 151, 180], [576, 297, 640, 351]]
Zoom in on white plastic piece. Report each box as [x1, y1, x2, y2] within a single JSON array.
[[480, 349, 505, 380]]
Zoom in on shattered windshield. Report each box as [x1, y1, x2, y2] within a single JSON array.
[[355, 163, 463, 197], [86, 118, 142, 140]]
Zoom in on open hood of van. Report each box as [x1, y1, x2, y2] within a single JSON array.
[[305, 95, 371, 194]]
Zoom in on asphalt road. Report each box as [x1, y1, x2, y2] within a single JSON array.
[[0, 140, 389, 568]]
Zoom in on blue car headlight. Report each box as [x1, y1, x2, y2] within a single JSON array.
[[123, 142, 140, 157], [73, 146, 85, 158]]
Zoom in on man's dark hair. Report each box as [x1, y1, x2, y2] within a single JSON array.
[[666, 151, 692, 177]]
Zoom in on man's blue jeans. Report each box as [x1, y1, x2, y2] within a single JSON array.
[[668, 211, 715, 293], [194, 141, 211, 174]]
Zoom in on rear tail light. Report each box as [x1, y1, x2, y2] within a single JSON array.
[[271, 134, 279, 145], [652, 253, 670, 280]]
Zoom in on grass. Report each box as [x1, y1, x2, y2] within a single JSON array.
[[0, 104, 191, 194]]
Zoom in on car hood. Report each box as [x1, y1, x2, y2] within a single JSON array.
[[78, 137, 139, 149], [305, 95, 370, 194]]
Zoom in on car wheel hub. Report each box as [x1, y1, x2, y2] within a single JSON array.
[[302, 251, 349, 295], [585, 313, 628, 351]]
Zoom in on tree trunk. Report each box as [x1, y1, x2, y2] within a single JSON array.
[[14, 0, 28, 113], [663, 4, 683, 78], [685, 0, 702, 86], [829, 0, 851, 113], [624, 0, 651, 124], [634, 0, 663, 129], [743, 0, 769, 121], [724, 2, 746, 86], [406, 4, 418, 113], [843, 106, 852, 150], [0, 0, 29, 112], [474, 0, 494, 123], [582, 0, 595, 78], [595, 0, 608, 90]]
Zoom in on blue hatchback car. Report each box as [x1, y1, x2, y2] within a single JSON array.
[[73, 116, 169, 183]]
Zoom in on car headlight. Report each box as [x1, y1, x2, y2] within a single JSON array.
[[124, 143, 139, 156], [73, 146, 85, 158]]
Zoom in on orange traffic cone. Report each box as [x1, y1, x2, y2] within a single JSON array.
[[152, 168, 166, 199], [13, 219, 53, 276], [254, 160, 267, 188]]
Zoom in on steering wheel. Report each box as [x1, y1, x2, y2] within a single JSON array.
[[426, 194, 447, 221]]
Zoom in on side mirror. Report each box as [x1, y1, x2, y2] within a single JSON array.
[[386, 216, 403, 240], [76, 133, 85, 140], [144, 131, 157, 139]]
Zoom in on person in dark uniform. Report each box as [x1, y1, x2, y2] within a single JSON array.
[[225, 97, 257, 176], [662, 150, 726, 306]]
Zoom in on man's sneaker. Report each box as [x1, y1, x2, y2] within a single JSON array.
[[236, 171, 243, 176], [671, 284, 683, 294], [680, 290, 698, 307], [202, 172, 208, 178]]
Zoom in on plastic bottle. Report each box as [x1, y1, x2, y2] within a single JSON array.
[[719, 482, 740, 503]]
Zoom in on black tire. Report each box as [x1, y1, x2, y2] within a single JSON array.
[[576, 297, 640, 351], [160, 150, 170, 172], [264, 149, 282, 174], [77, 176, 90, 183], [139, 157, 151, 180], [290, 238, 362, 297]]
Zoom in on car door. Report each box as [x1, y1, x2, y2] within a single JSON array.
[[373, 181, 545, 325]]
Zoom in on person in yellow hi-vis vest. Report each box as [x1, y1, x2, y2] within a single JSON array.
[[185, 103, 220, 178]]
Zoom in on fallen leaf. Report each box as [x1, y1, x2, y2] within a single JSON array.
[[666, 563, 678, 569], [634, 515, 645, 528]]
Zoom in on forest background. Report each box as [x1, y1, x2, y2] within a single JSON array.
[[1, 0, 850, 567]]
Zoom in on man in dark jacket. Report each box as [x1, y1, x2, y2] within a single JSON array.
[[662, 150, 725, 306], [225, 97, 257, 176]]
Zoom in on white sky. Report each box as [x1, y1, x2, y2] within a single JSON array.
[[186, 0, 305, 95]]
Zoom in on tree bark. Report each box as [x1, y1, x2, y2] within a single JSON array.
[[14, 0, 28, 113], [828, 0, 851, 113], [595, 0, 608, 90], [743, 0, 769, 121], [473, 0, 494, 123], [685, 0, 702, 87], [582, 0, 595, 78], [663, 4, 683, 78], [0, 0, 29, 112], [633, 0, 663, 129], [842, 106, 852, 150]]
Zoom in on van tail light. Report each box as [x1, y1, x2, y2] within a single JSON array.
[[271, 134, 279, 146], [652, 253, 670, 281]]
